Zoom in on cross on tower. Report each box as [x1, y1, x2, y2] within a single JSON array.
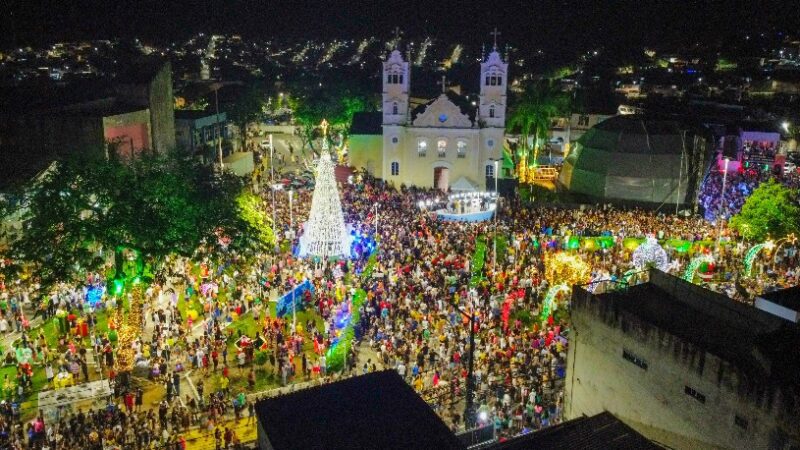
[[490, 28, 501, 50], [438, 75, 447, 94], [393, 27, 401, 49]]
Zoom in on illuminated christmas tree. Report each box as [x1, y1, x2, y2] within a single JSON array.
[[301, 120, 350, 258]]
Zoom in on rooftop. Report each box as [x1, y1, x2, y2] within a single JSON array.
[[349, 111, 382, 135], [582, 270, 800, 390], [759, 285, 800, 311], [255, 371, 462, 450], [489, 412, 660, 450]]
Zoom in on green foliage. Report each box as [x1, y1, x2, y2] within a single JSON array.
[[7, 151, 255, 288], [254, 350, 268, 366], [730, 180, 800, 242], [235, 191, 275, 250], [507, 80, 571, 164]]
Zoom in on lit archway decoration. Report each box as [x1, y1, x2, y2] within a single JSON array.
[[682, 253, 715, 282], [541, 284, 571, 320]]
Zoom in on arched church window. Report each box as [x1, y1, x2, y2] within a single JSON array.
[[437, 139, 447, 157], [391, 161, 400, 176], [489, 105, 496, 118], [392, 102, 398, 115], [418, 140, 427, 157], [457, 141, 467, 158], [485, 164, 495, 178]]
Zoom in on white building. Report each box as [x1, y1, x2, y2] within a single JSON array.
[[351, 45, 508, 192]]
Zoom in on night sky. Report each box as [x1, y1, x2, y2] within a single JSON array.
[[3, 0, 800, 52]]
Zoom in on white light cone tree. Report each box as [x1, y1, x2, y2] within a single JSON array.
[[301, 126, 349, 259]]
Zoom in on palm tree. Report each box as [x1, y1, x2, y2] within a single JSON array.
[[507, 81, 571, 172]]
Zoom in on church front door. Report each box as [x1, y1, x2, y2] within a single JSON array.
[[434, 167, 449, 192]]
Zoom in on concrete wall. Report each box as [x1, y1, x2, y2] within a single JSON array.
[[565, 286, 799, 450]]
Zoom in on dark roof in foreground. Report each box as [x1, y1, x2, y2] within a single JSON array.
[[490, 412, 661, 450], [255, 370, 462, 450], [349, 111, 382, 135]]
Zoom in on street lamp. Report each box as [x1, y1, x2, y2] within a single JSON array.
[[271, 182, 283, 251], [288, 190, 294, 230], [782, 121, 791, 133], [716, 157, 730, 254], [374, 203, 379, 237], [455, 291, 478, 430], [492, 159, 500, 270]]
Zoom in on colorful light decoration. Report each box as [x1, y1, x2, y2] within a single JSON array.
[[632, 236, 670, 272], [541, 284, 571, 320], [544, 252, 591, 287], [743, 241, 773, 277], [682, 253, 715, 282]]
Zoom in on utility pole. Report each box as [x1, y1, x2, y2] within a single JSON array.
[[215, 86, 224, 168], [456, 297, 477, 429]]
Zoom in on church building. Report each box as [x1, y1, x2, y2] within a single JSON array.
[[349, 42, 508, 191]]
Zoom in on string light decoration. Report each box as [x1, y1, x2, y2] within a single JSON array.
[[682, 253, 715, 282], [300, 120, 350, 259], [632, 236, 669, 272], [541, 284, 570, 320], [112, 286, 144, 372], [743, 243, 766, 277], [544, 252, 591, 287]]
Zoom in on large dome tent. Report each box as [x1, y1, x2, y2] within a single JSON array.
[[558, 115, 712, 206]]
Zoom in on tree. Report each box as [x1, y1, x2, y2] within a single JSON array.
[[730, 179, 800, 242], [226, 83, 271, 151], [507, 81, 571, 170], [7, 150, 269, 288], [289, 79, 376, 152]]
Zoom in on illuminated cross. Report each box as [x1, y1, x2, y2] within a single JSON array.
[[490, 28, 501, 50], [438, 75, 447, 94]]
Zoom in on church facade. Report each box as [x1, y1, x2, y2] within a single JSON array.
[[349, 47, 508, 191]]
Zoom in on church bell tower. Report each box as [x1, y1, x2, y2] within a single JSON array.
[[382, 45, 410, 126], [479, 29, 508, 129]]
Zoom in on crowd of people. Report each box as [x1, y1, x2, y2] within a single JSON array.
[[0, 151, 799, 448]]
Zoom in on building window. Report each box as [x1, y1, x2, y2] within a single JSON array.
[[392, 102, 398, 115], [418, 140, 427, 157], [437, 139, 447, 157], [622, 349, 648, 370], [487, 139, 495, 148], [734, 415, 748, 429], [684, 386, 706, 404], [390, 161, 399, 176], [489, 105, 496, 118], [391, 136, 398, 144], [388, 72, 403, 84], [486, 72, 502, 86], [485, 164, 494, 178], [578, 114, 590, 126], [457, 141, 467, 158]]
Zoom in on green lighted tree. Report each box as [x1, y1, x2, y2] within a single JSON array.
[[729, 179, 800, 242]]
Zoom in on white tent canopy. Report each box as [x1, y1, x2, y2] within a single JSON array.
[[450, 177, 477, 192]]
